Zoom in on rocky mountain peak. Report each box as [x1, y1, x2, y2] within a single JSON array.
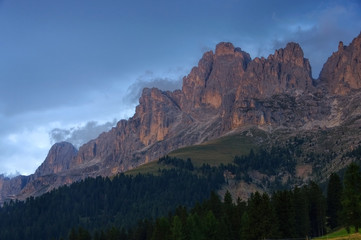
[[4, 33, 361, 203], [181, 42, 252, 112], [338, 41, 344, 52], [35, 142, 77, 177], [319, 32, 361, 95], [215, 42, 235, 56], [272, 42, 306, 67], [237, 42, 313, 100]]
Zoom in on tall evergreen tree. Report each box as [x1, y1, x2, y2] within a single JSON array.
[[307, 181, 326, 237], [272, 190, 295, 238], [240, 212, 250, 240], [342, 162, 361, 232], [203, 210, 220, 240], [206, 191, 223, 219], [242, 192, 278, 240], [151, 217, 171, 240], [326, 172, 343, 229], [171, 216, 184, 240], [222, 191, 240, 240], [186, 213, 204, 240], [292, 186, 310, 238]]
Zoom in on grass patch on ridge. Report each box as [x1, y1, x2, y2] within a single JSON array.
[[126, 129, 264, 175], [169, 130, 262, 167]]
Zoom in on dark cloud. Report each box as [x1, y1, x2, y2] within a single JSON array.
[[270, 2, 361, 78], [124, 72, 183, 104], [50, 120, 117, 148]]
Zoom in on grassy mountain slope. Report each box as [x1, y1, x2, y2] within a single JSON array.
[[126, 128, 263, 175], [126, 118, 361, 200]]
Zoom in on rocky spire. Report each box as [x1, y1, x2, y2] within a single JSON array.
[[319, 32, 361, 95]]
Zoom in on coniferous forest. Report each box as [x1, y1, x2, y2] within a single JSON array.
[[0, 158, 224, 240], [0, 157, 360, 240]]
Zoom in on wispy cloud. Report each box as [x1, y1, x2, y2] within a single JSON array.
[[124, 71, 183, 105], [49, 120, 117, 148]]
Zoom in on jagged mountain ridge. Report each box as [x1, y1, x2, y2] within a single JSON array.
[[1, 32, 361, 202]]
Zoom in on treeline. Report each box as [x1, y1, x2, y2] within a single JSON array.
[[0, 167, 223, 240], [234, 147, 296, 175], [1, 153, 360, 240], [67, 185, 324, 240], [66, 162, 361, 240], [158, 156, 194, 171], [160, 145, 299, 191]]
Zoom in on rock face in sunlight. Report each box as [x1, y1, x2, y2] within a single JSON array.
[[319, 33, 361, 95], [2, 32, 361, 202], [35, 142, 78, 176]]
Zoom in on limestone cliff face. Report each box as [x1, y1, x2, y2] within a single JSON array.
[[229, 42, 314, 129], [180, 41, 313, 129], [240, 42, 313, 98], [181, 42, 251, 114], [3, 33, 361, 202], [319, 32, 361, 95], [35, 142, 78, 177], [70, 87, 187, 176]]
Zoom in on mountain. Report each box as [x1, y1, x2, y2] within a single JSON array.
[[1, 32, 361, 203], [319, 36, 361, 95]]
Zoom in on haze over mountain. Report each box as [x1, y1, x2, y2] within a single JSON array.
[[1, 32, 361, 202], [1, 0, 361, 176]]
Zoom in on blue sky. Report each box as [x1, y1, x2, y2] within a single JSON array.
[[0, 0, 360, 175]]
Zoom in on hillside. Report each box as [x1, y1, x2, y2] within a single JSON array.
[[1, 32, 361, 202], [3, 162, 360, 240]]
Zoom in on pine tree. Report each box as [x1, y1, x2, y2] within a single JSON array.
[[342, 162, 361, 232], [307, 181, 326, 237], [207, 191, 222, 219], [151, 217, 171, 240], [223, 191, 239, 240], [242, 192, 278, 240], [203, 210, 219, 240], [240, 212, 251, 240], [171, 216, 184, 240], [326, 173, 343, 229], [272, 190, 295, 238], [293, 186, 310, 238], [186, 213, 204, 240]]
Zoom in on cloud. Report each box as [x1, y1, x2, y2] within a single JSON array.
[[0, 104, 127, 175], [124, 71, 183, 105], [49, 120, 117, 148], [0, 126, 51, 175], [269, 2, 361, 78]]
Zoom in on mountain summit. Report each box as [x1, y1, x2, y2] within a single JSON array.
[[1, 32, 361, 202], [319, 32, 361, 95]]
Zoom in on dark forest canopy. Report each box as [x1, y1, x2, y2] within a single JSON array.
[[68, 163, 361, 240], [0, 156, 360, 240]]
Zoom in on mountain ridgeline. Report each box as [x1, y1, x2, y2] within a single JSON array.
[[1, 32, 361, 202]]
